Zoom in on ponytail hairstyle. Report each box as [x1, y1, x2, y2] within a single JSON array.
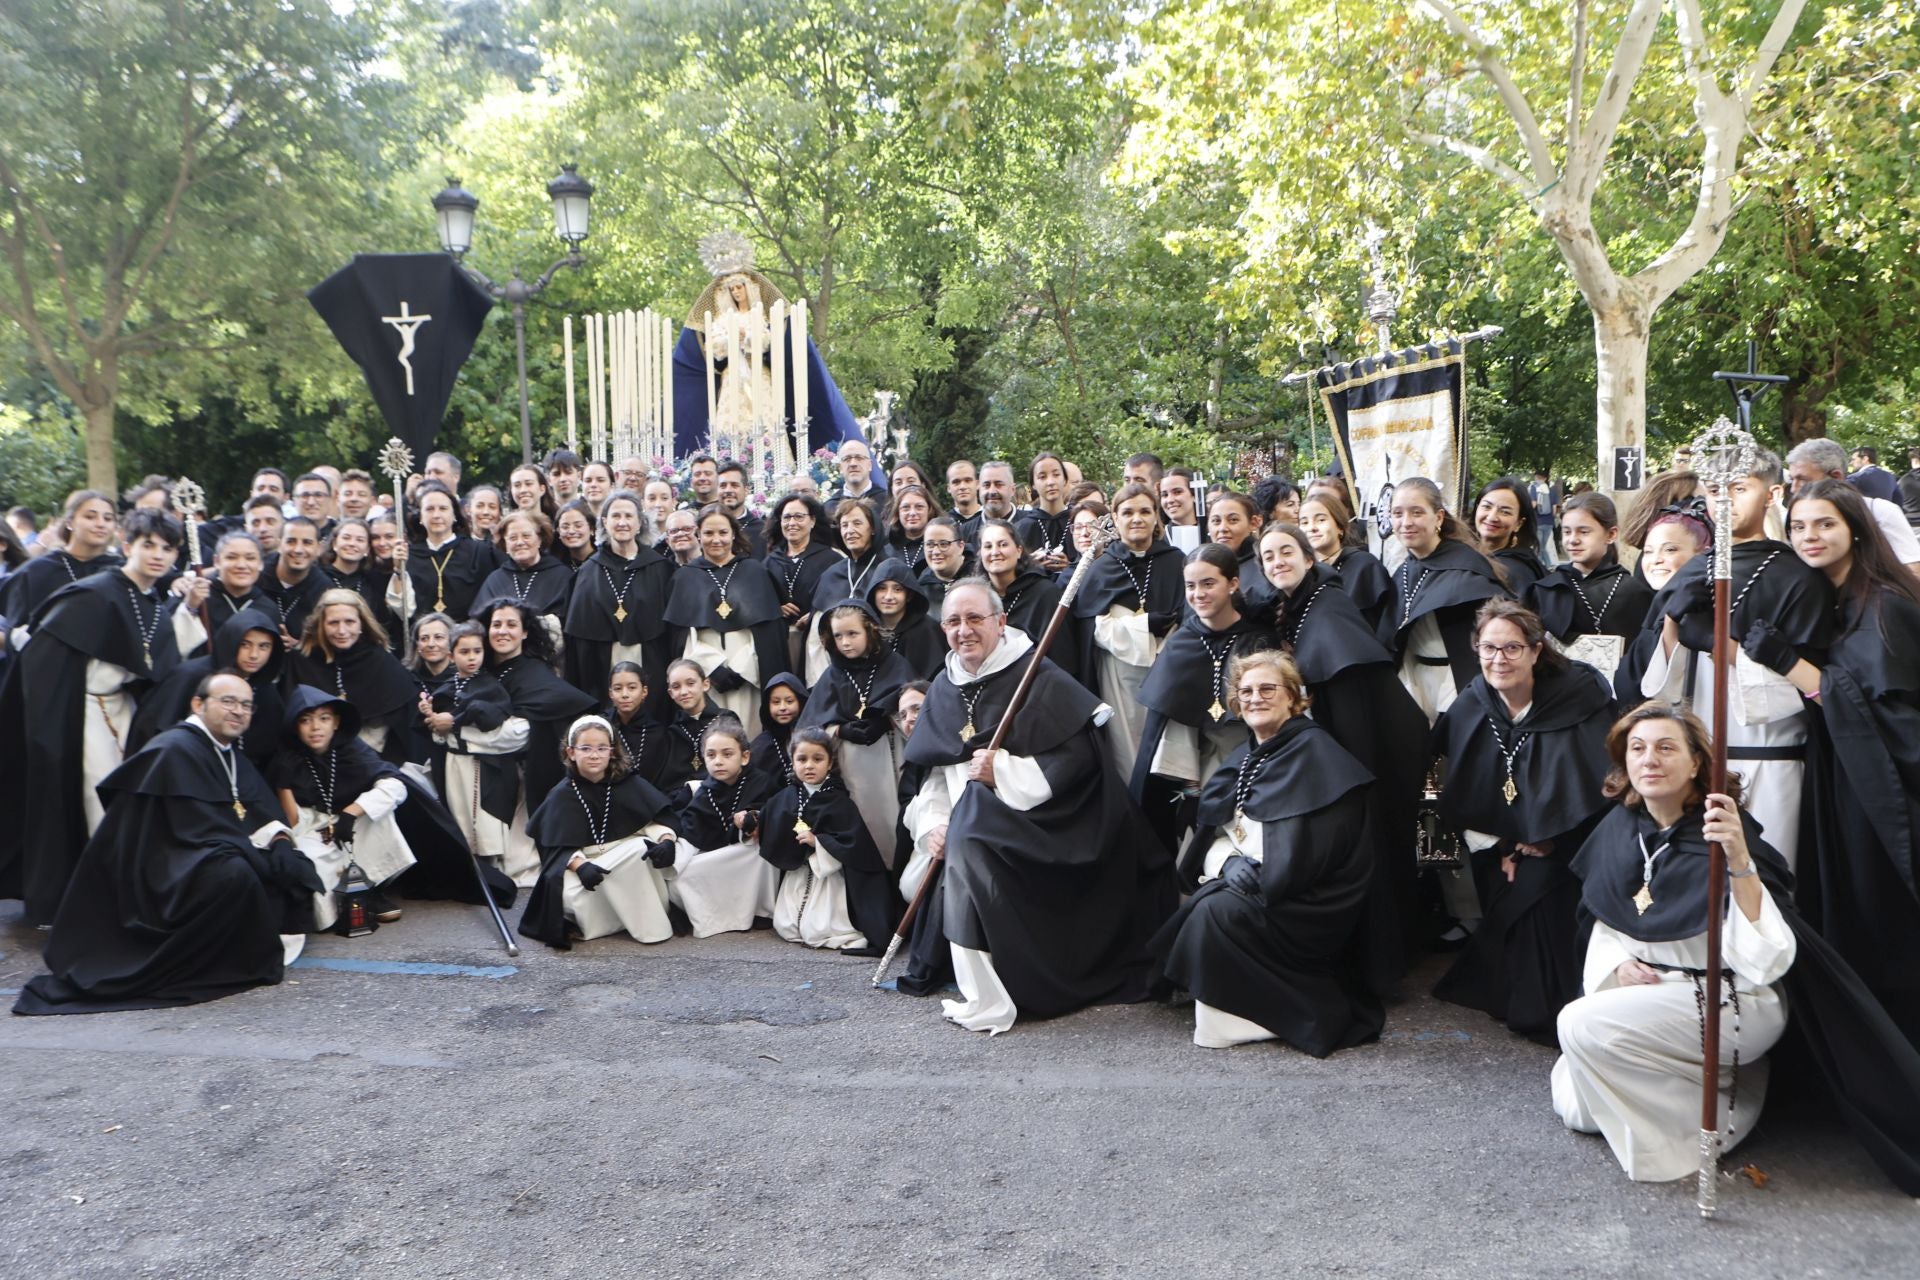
[[1185, 541, 1246, 614], [699, 713, 753, 757], [1394, 476, 1504, 584]]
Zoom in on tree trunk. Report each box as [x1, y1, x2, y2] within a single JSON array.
[[1592, 300, 1650, 502], [1780, 379, 1832, 445], [82, 385, 118, 494]]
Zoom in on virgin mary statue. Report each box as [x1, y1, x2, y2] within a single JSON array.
[[671, 230, 863, 461]]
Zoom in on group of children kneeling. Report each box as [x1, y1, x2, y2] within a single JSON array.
[[279, 598, 926, 960]]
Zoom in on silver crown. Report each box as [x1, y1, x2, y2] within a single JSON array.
[[697, 229, 756, 278]]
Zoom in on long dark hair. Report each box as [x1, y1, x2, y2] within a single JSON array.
[[1788, 478, 1920, 618], [474, 596, 562, 669], [408, 479, 469, 540], [769, 492, 827, 551], [1395, 476, 1503, 584], [1603, 701, 1744, 810], [976, 517, 1035, 577], [1472, 476, 1534, 553], [1185, 541, 1245, 615]]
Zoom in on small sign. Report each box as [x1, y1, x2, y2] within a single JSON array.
[[1613, 446, 1644, 491]]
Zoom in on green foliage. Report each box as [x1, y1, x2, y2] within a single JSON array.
[[0, 400, 85, 517]]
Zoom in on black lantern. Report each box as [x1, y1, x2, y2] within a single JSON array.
[[1414, 765, 1461, 868], [333, 861, 380, 937]]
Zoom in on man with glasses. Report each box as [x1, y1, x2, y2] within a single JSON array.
[[896, 579, 1175, 1034], [825, 439, 884, 517], [291, 473, 337, 541], [13, 670, 326, 1014]]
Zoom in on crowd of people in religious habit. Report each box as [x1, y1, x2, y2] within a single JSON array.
[[3, 435, 1919, 1193]]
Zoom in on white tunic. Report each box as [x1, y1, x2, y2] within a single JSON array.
[[563, 826, 678, 944], [771, 783, 866, 950], [667, 779, 781, 936], [1397, 614, 1457, 726], [287, 776, 414, 932], [1091, 603, 1161, 779], [684, 627, 762, 736], [82, 658, 137, 835], [1551, 887, 1796, 1182], [436, 715, 538, 885]]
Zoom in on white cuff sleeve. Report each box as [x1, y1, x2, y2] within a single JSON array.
[[351, 776, 408, 821]]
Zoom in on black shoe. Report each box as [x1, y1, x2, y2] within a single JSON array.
[[751, 915, 775, 931], [367, 890, 403, 924], [667, 903, 693, 937]]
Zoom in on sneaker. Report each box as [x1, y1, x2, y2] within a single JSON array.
[[367, 890, 403, 924]]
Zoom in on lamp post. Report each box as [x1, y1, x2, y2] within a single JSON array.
[[432, 165, 594, 464]]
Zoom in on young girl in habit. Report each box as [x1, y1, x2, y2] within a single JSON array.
[[604, 660, 671, 791], [662, 658, 722, 793], [421, 622, 534, 884], [758, 727, 897, 954], [519, 715, 681, 950], [750, 673, 809, 786], [667, 717, 780, 936]]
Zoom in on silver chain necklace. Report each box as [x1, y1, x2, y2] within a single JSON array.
[[1118, 551, 1154, 610], [124, 581, 162, 661], [1283, 582, 1330, 645], [1486, 720, 1531, 805], [1397, 562, 1434, 626], [702, 559, 741, 619], [1570, 567, 1627, 630], [571, 778, 614, 846], [307, 750, 338, 814]]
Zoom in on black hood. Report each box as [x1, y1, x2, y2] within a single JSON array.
[[212, 607, 286, 687], [281, 683, 365, 744], [864, 561, 931, 628]]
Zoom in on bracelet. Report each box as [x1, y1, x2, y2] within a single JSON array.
[[1728, 865, 1759, 880]]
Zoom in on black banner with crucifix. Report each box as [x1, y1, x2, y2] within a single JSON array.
[[308, 254, 495, 459]]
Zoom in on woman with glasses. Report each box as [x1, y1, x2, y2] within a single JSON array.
[[1148, 649, 1384, 1055], [1429, 599, 1617, 1043], [916, 515, 976, 611]]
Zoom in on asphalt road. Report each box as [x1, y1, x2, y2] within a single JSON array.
[[3, 897, 1916, 1279]]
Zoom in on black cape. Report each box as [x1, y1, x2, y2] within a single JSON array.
[[759, 777, 899, 951], [12, 722, 315, 1014], [480, 554, 575, 623], [767, 541, 842, 629], [1528, 558, 1653, 643], [800, 603, 914, 744], [286, 636, 417, 763], [1431, 663, 1617, 1041], [259, 559, 336, 642], [1662, 538, 1835, 654], [493, 654, 601, 812], [994, 567, 1082, 684], [865, 562, 946, 679], [1378, 539, 1510, 691], [810, 549, 898, 614], [1327, 546, 1394, 636], [562, 544, 680, 717], [518, 770, 677, 949], [917, 555, 979, 613], [664, 554, 791, 690], [903, 640, 1175, 1019], [1070, 538, 1185, 680], [1799, 589, 1920, 1046], [1279, 562, 1429, 983], [662, 700, 722, 793], [0, 549, 124, 630], [1151, 716, 1385, 1057], [749, 673, 809, 786], [605, 703, 675, 794], [405, 534, 500, 621], [127, 607, 286, 769], [1491, 544, 1546, 596], [672, 764, 779, 851], [0, 570, 183, 924], [1573, 802, 1920, 1195]]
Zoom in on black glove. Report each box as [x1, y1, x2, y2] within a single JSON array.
[[1743, 619, 1800, 676], [330, 811, 357, 847], [1148, 610, 1178, 639], [575, 861, 608, 891], [707, 665, 745, 693], [738, 810, 761, 838], [269, 836, 326, 896], [1663, 571, 1717, 651], [839, 716, 885, 746], [1219, 854, 1262, 898], [644, 837, 678, 869]]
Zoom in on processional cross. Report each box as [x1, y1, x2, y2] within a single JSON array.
[[382, 301, 434, 396]]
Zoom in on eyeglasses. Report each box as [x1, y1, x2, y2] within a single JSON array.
[[572, 744, 612, 755], [208, 696, 254, 710], [1234, 683, 1283, 703], [1475, 642, 1532, 660], [924, 539, 959, 551], [941, 612, 999, 631]]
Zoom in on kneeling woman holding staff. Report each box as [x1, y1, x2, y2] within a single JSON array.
[[519, 716, 681, 950]]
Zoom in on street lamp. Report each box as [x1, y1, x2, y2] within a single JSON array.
[[431, 164, 595, 463]]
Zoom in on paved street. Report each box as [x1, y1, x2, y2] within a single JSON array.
[[3, 898, 1916, 1279]]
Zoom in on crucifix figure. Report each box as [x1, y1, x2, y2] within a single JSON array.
[[382, 300, 434, 396]]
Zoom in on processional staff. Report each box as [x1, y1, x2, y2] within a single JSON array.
[[1686, 414, 1762, 1219], [172, 476, 213, 636], [872, 517, 1121, 987]]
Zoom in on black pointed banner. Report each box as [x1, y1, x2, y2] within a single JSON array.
[[308, 254, 495, 459]]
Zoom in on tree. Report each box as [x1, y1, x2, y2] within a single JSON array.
[[0, 0, 443, 490]]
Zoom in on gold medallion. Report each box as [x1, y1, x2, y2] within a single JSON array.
[[1633, 883, 1654, 915], [614, 604, 628, 623], [961, 719, 976, 741], [856, 700, 867, 719], [716, 600, 733, 620], [233, 800, 247, 820], [1208, 699, 1225, 721], [1502, 777, 1518, 805], [435, 599, 447, 613], [794, 818, 811, 836], [1232, 808, 1248, 842]]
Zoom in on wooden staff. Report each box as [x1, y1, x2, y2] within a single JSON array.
[[873, 518, 1120, 987], [1689, 417, 1756, 1219]]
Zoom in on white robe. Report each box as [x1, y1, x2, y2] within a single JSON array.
[[667, 779, 780, 936], [287, 777, 415, 932], [82, 658, 136, 835], [1551, 888, 1796, 1182], [1091, 603, 1161, 780], [1397, 614, 1457, 726], [838, 730, 902, 870], [684, 627, 762, 737], [437, 715, 539, 885], [564, 826, 678, 944], [772, 783, 866, 950]]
